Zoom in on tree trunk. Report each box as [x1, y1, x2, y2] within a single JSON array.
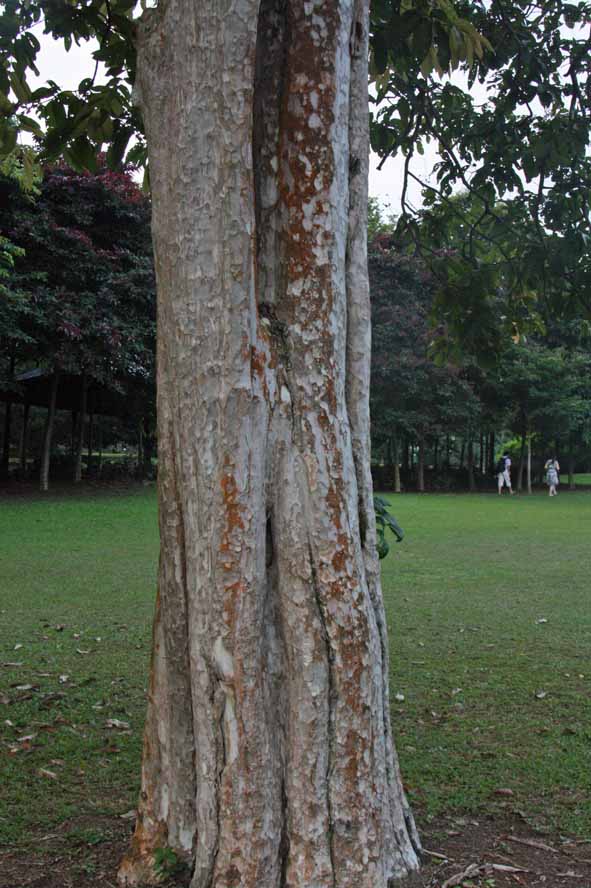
[[517, 428, 526, 492], [568, 438, 575, 489], [393, 435, 401, 494], [467, 437, 475, 492], [433, 436, 438, 472], [488, 431, 495, 476], [119, 3, 420, 887], [417, 437, 425, 492], [526, 435, 532, 494], [459, 438, 465, 470], [1, 354, 16, 480], [87, 410, 94, 475], [0, 399, 11, 480], [40, 372, 59, 492], [73, 372, 87, 483], [19, 401, 30, 476], [97, 418, 103, 474], [478, 431, 484, 475]]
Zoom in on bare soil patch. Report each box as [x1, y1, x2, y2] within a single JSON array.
[[1, 813, 590, 888]]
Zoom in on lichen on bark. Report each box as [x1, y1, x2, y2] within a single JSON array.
[[119, 2, 421, 887]]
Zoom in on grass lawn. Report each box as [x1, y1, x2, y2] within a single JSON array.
[[0, 487, 158, 849], [383, 491, 591, 837], [1, 486, 590, 852], [573, 472, 591, 485]]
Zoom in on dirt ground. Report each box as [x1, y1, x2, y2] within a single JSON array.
[[1, 813, 590, 888]]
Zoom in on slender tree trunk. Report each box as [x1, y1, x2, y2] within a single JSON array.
[[73, 372, 87, 483], [87, 410, 94, 474], [137, 419, 144, 470], [19, 401, 30, 476], [488, 431, 495, 476], [517, 426, 526, 492], [40, 372, 59, 492], [433, 436, 439, 471], [393, 435, 401, 494], [1, 354, 16, 479], [445, 433, 450, 469], [119, 3, 420, 887], [97, 418, 103, 474], [526, 434, 532, 494], [459, 437, 465, 470], [467, 437, 475, 492], [417, 437, 425, 492], [478, 431, 484, 474], [0, 399, 11, 480], [404, 438, 410, 474]]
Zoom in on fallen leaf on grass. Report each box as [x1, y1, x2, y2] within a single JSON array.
[[1, 662, 23, 668], [535, 690, 547, 699], [59, 675, 69, 684], [17, 734, 37, 743], [0, 694, 9, 705], [76, 649, 92, 656], [394, 693, 405, 702], [38, 768, 57, 780], [494, 788, 515, 797], [106, 718, 130, 730], [536, 618, 548, 624], [14, 644, 23, 651]]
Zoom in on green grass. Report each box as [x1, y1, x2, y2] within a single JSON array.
[[1, 487, 590, 848], [573, 472, 591, 484], [0, 487, 158, 846], [382, 491, 591, 835]]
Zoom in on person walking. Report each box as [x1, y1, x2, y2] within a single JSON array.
[[544, 457, 560, 496], [497, 452, 514, 495]]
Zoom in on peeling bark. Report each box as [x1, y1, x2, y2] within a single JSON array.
[[119, 2, 420, 886]]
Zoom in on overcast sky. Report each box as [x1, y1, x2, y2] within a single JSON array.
[[32, 29, 442, 213]]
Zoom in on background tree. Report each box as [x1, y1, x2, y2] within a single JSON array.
[[0, 158, 155, 484], [370, 0, 591, 353]]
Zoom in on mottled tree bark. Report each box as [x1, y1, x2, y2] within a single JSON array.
[[119, 3, 420, 887]]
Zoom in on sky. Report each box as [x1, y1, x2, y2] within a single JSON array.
[[31, 28, 442, 214]]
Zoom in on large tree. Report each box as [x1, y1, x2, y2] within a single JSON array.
[[1, 1, 430, 885], [118, 3, 422, 884]]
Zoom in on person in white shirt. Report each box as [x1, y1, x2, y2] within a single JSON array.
[[497, 453, 514, 495]]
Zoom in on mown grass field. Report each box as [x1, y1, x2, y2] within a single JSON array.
[[383, 491, 591, 837], [0, 486, 590, 851]]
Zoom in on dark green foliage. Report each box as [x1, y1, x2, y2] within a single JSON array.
[[370, 1, 591, 355], [369, 245, 480, 459]]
